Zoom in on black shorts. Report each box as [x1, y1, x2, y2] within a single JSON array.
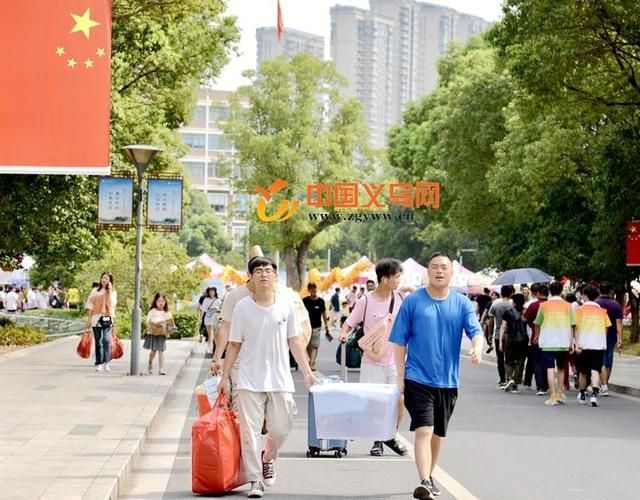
[[576, 349, 604, 375], [403, 379, 457, 437], [540, 350, 568, 369]]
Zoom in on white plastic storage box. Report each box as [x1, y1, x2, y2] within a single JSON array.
[[310, 383, 400, 440]]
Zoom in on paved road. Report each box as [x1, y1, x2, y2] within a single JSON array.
[[124, 334, 640, 499]]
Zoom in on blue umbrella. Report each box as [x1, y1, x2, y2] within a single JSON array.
[[491, 268, 552, 286]]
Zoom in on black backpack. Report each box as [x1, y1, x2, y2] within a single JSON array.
[[507, 312, 528, 344]]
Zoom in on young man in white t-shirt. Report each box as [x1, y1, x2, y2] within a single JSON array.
[[219, 257, 317, 499], [4, 287, 19, 313], [339, 258, 408, 458]]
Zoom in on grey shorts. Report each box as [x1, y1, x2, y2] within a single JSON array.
[[308, 327, 322, 349]]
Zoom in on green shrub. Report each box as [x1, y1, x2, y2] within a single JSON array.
[[113, 310, 196, 340], [172, 312, 198, 339], [24, 309, 86, 320], [0, 317, 13, 328], [0, 325, 47, 346]]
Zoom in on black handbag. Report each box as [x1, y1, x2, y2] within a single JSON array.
[[352, 296, 368, 343], [98, 315, 113, 328]]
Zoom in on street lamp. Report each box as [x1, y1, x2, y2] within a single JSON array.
[[122, 144, 162, 376]]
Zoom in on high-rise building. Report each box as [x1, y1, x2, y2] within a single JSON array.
[[332, 0, 491, 147], [331, 6, 395, 149], [256, 27, 324, 66], [179, 89, 250, 251]]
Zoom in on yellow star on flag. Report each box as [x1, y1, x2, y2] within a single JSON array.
[[84, 59, 94, 68], [67, 58, 77, 68], [55, 47, 65, 56], [96, 48, 106, 57], [631, 225, 638, 233], [70, 8, 100, 39]]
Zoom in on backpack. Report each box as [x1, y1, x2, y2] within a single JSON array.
[[507, 312, 528, 344]]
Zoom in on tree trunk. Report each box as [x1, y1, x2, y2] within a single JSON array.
[[283, 247, 300, 290], [282, 240, 312, 291]]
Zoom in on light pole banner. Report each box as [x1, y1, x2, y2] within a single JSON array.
[[146, 178, 183, 231], [97, 177, 134, 230], [0, 1, 111, 175]]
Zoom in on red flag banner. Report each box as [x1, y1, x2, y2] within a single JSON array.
[[277, 0, 284, 42], [0, 1, 111, 175], [626, 221, 640, 266]]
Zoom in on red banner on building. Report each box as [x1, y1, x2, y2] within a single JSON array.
[[0, 1, 111, 175], [626, 221, 640, 266], [277, 0, 284, 42]]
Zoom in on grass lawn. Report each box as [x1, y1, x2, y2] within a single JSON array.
[[621, 326, 640, 356]]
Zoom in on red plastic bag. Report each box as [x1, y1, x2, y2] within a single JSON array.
[[196, 393, 212, 417], [192, 391, 243, 495], [110, 331, 124, 359], [76, 331, 92, 359]]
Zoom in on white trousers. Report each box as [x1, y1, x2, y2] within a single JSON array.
[[359, 361, 397, 384], [236, 390, 295, 482]]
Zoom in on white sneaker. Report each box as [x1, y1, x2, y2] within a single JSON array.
[[95, 364, 103, 372], [601, 384, 609, 396], [262, 451, 276, 486], [247, 480, 264, 498], [104, 363, 111, 372], [590, 394, 598, 407]]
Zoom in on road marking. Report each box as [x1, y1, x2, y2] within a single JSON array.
[[312, 368, 479, 499], [396, 430, 478, 500]]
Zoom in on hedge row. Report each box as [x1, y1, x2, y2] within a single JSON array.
[[0, 324, 47, 346]]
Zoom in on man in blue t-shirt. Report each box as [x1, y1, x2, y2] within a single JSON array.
[[390, 253, 483, 500], [595, 281, 623, 396]]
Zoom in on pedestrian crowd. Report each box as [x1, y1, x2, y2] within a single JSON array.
[[475, 280, 623, 408], [202, 249, 481, 500], [0, 280, 71, 312]]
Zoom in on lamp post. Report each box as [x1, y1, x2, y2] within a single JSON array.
[[122, 145, 161, 376]]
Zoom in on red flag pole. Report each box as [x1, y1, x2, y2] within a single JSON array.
[[277, 0, 284, 42]]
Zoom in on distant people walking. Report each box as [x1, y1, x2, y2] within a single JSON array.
[[390, 253, 483, 500], [499, 293, 528, 393], [595, 282, 623, 396], [86, 272, 117, 372], [200, 287, 222, 355], [346, 285, 358, 313], [4, 287, 19, 313], [329, 287, 342, 330], [144, 292, 175, 375], [534, 280, 575, 406], [302, 283, 330, 371], [574, 285, 610, 407], [489, 285, 514, 388]]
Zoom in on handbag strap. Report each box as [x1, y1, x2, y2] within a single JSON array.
[[388, 292, 395, 314], [359, 295, 368, 327]]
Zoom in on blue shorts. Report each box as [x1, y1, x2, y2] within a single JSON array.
[[603, 342, 615, 369], [540, 350, 568, 369]]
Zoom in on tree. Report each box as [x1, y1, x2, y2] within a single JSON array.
[[0, 0, 238, 271], [73, 235, 199, 314], [225, 53, 372, 289], [177, 189, 231, 258]]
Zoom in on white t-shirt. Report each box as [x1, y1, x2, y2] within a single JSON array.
[[201, 297, 222, 326], [229, 295, 298, 393], [5, 291, 18, 311], [26, 290, 37, 309]]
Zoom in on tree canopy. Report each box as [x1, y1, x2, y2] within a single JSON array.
[[225, 53, 372, 289]]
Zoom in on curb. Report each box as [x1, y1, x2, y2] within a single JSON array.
[[102, 339, 199, 500]]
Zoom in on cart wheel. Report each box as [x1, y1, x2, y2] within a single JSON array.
[[313, 450, 320, 457], [306, 450, 311, 458], [334, 451, 342, 458], [342, 448, 348, 456]]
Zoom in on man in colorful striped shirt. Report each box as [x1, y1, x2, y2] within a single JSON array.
[[533, 281, 575, 406], [574, 285, 611, 407]]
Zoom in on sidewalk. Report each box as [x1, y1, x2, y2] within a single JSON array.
[[0, 336, 197, 500], [461, 337, 640, 397]]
